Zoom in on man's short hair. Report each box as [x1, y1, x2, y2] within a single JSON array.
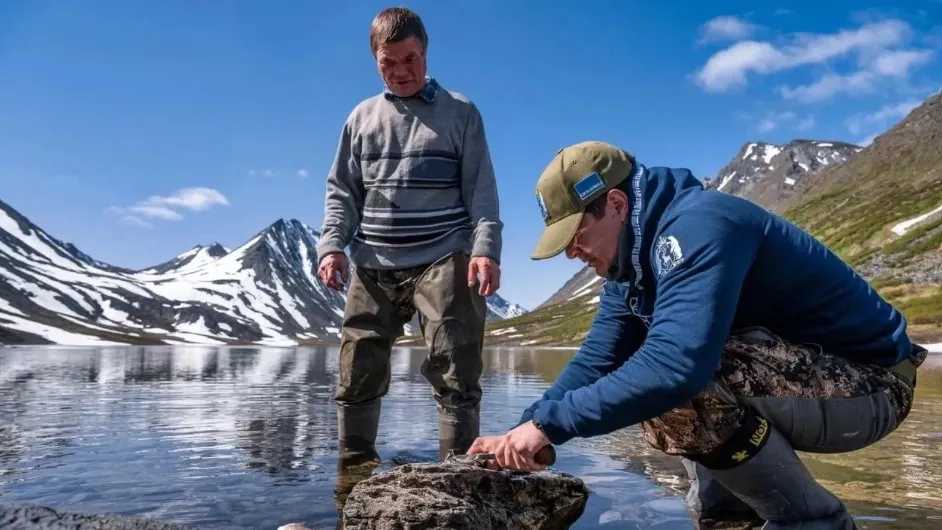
[[370, 7, 428, 55]]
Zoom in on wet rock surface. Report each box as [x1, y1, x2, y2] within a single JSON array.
[[340, 452, 590, 530], [0, 503, 192, 529]]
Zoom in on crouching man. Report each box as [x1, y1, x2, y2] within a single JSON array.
[[468, 141, 926, 529]]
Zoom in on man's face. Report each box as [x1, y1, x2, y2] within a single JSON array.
[[375, 36, 427, 97], [564, 190, 628, 276]]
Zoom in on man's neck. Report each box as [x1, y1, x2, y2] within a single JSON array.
[[383, 76, 438, 103]]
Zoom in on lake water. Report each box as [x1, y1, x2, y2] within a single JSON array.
[[1, 345, 940, 529]]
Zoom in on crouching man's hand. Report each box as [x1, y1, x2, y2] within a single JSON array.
[[468, 421, 552, 472], [468, 435, 503, 457]]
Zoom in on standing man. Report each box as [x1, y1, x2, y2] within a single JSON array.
[[469, 141, 925, 529], [316, 7, 503, 461]]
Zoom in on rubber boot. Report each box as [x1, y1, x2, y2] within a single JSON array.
[[437, 404, 479, 461], [336, 399, 381, 453], [334, 400, 382, 529], [334, 444, 380, 529], [682, 458, 765, 529], [701, 423, 856, 529]]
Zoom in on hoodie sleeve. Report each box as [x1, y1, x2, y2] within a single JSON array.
[[516, 280, 644, 426], [531, 211, 759, 445]]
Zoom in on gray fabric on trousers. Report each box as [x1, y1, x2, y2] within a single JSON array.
[[741, 392, 898, 454]]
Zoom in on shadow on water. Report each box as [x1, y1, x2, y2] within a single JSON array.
[[0, 345, 939, 529]]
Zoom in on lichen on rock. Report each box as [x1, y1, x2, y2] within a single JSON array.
[[340, 452, 589, 530]]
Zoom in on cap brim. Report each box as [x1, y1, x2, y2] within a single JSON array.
[[531, 212, 583, 260]]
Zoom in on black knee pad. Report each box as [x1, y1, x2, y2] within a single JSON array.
[[686, 408, 772, 470]]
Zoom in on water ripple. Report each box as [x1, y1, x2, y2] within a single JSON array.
[[0, 346, 939, 529]]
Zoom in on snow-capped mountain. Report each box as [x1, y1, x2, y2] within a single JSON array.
[[703, 139, 862, 210], [138, 243, 230, 275], [0, 198, 526, 345], [484, 294, 527, 321]]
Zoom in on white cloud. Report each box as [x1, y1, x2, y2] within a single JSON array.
[[750, 110, 815, 133], [297, 168, 309, 178], [694, 19, 919, 93], [695, 41, 789, 91], [778, 48, 933, 103], [757, 118, 777, 132], [699, 16, 760, 44], [142, 187, 229, 212], [870, 49, 934, 76], [844, 99, 922, 135], [106, 187, 229, 227], [779, 70, 876, 102], [119, 216, 154, 229]]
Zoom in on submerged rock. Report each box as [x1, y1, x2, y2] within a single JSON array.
[[341, 452, 589, 529], [0, 503, 192, 529]]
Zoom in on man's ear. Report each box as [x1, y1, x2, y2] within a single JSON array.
[[608, 189, 629, 219]]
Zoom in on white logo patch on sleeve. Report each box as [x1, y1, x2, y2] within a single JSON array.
[[654, 235, 684, 278]]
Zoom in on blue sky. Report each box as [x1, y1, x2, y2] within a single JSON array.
[[1, 1, 940, 310]]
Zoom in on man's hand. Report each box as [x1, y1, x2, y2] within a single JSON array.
[[468, 435, 503, 456], [493, 420, 551, 472], [467, 422, 552, 472], [468, 256, 500, 297], [317, 252, 349, 290]]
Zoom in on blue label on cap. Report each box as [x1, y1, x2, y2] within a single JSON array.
[[573, 172, 605, 200], [536, 191, 549, 221]]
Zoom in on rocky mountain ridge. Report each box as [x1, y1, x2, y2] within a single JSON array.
[[703, 139, 862, 210], [0, 199, 526, 345]]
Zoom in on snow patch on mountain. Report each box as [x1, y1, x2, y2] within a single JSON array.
[[704, 139, 862, 210], [0, 199, 526, 345], [485, 294, 528, 320]]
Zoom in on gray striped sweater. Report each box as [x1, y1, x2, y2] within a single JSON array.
[[316, 78, 503, 270]]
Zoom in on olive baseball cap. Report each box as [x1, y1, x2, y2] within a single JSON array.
[[531, 141, 635, 260]]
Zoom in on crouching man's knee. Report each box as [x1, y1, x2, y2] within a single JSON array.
[[639, 381, 749, 458]]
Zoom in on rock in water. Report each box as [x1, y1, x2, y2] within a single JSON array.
[[0, 503, 192, 529], [341, 453, 589, 529]]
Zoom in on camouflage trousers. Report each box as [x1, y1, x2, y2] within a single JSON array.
[[640, 328, 926, 528], [334, 251, 487, 455], [640, 327, 922, 460]]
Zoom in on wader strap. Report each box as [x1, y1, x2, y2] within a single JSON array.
[[889, 344, 928, 384]]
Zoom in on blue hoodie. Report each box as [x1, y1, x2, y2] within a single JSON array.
[[519, 162, 914, 446]]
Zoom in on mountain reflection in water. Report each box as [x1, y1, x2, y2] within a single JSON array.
[[0, 345, 939, 529]]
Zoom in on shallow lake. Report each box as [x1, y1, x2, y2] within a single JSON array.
[[1, 345, 940, 529]]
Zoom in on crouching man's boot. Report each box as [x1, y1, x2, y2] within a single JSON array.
[[695, 413, 857, 530], [437, 404, 480, 461], [681, 458, 765, 528]]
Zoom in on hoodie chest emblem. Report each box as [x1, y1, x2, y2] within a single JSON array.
[[654, 235, 684, 279]]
